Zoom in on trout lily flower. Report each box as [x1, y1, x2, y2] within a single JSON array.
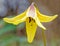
[[3, 3, 58, 43]]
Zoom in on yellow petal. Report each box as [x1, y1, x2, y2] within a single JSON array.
[[3, 11, 26, 25], [26, 17, 37, 43], [35, 17, 46, 30], [36, 8, 58, 22]]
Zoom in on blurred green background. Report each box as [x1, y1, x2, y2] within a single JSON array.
[[0, 0, 60, 46]]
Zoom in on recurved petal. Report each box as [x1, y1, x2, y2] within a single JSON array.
[[35, 17, 46, 30], [3, 11, 27, 25], [26, 17, 37, 43], [36, 8, 58, 22]]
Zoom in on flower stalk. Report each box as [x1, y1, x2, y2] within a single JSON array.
[[42, 29, 46, 46]]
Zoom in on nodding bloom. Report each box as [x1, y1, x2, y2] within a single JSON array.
[[3, 2, 58, 43]]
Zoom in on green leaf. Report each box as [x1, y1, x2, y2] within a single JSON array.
[[0, 23, 16, 35], [0, 34, 19, 46], [0, 19, 25, 36]]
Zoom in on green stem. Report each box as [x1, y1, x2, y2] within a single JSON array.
[[42, 30, 46, 46]]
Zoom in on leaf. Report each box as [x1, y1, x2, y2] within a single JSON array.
[[0, 23, 16, 35], [0, 34, 19, 46]]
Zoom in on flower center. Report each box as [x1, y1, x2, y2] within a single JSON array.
[[29, 17, 35, 23]]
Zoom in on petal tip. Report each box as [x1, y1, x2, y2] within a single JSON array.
[[54, 14, 58, 18], [3, 18, 8, 22], [3, 18, 13, 24], [42, 27, 46, 30], [52, 14, 58, 20], [27, 39, 33, 43]]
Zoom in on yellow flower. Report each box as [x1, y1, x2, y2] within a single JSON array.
[[3, 2, 58, 43]]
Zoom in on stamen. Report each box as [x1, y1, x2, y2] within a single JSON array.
[[29, 17, 31, 23]]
